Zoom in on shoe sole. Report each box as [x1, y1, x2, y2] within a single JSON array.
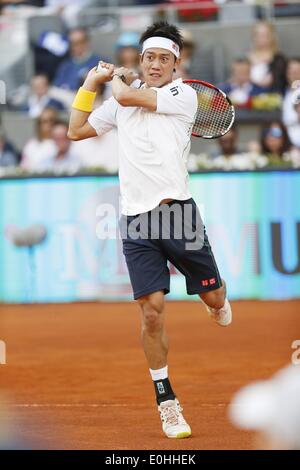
[[216, 314, 232, 327], [167, 431, 192, 439]]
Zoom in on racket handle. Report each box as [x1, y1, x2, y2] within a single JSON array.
[[96, 62, 105, 73]]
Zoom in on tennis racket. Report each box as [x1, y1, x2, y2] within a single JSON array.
[[183, 80, 235, 139]]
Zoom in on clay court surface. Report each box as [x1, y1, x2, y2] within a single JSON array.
[[0, 300, 299, 450]]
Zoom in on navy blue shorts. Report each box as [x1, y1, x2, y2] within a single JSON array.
[[119, 198, 222, 300]]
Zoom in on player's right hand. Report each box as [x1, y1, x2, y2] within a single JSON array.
[[84, 61, 115, 89]]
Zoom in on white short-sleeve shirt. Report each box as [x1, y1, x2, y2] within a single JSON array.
[[88, 78, 197, 215]]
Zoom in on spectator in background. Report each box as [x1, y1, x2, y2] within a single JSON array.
[[53, 28, 100, 91], [23, 74, 65, 118], [173, 29, 195, 80], [21, 108, 57, 171], [210, 128, 244, 170], [260, 121, 292, 166], [73, 127, 118, 173], [286, 99, 300, 167], [72, 81, 118, 172], [93, 31, 141, 101], [44, 0, 93, 29], [116, 31, 140, 74], [43, 121, 81, 172], [282, 58, 300, 148], [210, 127, 267, 170], [213, 127, 240, 159], [34, 31, 69, 83], [220, 58, 267, 108], [0, 129, 19, 168], [248, 21, 287, 94], [229, 365, 300, 450]]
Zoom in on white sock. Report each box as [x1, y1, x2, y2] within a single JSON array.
[[149, 365, 168, 381]]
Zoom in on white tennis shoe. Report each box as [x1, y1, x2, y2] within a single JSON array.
[[158, 398, 191, 439], [206, 298, 232, 327]]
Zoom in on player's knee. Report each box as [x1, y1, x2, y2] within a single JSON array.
[[138, 292, 164, 314], [138, 295, 164, 335], [200, 284, 226, 310], [142, 310, 162, 335]]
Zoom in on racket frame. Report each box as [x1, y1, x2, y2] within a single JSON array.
[[183, 79, 235, 139]]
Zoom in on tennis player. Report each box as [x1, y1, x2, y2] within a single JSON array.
[[68, 21, 232, 439]]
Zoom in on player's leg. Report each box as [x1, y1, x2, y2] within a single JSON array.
[[137, 290, 168, 370], [199, 279, 232, 327], [137, 290, 177, 403], [120, 212, 191, 438], [120, 213, 173, 397], [137, 290, 191, 439], [161, 198, 232, 327], [200, 279, 226, 310]]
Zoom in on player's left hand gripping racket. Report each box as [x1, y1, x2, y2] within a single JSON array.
[[183, 80, 235, 139]]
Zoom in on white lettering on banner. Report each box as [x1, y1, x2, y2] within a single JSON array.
[[57, 222, 128, 283], [57, 224, 100, 281]]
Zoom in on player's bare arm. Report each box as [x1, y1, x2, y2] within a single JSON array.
[[112, 66, 157, 111], [68, 62, 114, 141]]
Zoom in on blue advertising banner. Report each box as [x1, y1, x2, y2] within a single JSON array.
[[0, 171, 299, 302]]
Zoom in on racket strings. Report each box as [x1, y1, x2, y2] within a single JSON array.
[[188, 82, 234, 138]]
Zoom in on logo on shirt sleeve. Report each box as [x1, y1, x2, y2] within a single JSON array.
[[170, 86, 179, 96]]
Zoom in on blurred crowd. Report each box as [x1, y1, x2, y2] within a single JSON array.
[[1, 3, 300, 174]]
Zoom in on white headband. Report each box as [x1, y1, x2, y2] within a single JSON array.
[[142, 36, 180, 58]]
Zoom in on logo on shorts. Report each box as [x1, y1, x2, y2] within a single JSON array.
[[156, 381, 165, 394], [201, 278, 216, 287]]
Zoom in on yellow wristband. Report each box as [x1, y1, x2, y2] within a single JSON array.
[[72, 87, 97, 112]]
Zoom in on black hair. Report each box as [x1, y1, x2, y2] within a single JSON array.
[[32, 73, 49, 82], [68, 27, 90, 41], [139, 21, 183, 51], [260, 120, 291, 156], [53, 120, 68, 129], [288, 57, 300, 64], [233, 57, 250, 65]]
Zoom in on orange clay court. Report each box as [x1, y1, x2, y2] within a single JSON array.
[[0, 299, 299, 450]]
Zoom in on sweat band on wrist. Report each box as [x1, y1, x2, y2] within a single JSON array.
[[72, 87, 97, 113]]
